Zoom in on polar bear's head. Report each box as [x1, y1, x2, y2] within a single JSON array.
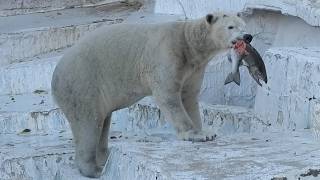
[[205, 13, 247, 49]]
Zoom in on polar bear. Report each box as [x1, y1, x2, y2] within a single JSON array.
[[51, 13, 247, 177]]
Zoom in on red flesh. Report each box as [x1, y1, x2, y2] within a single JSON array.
[[233, 40, 248, 55]]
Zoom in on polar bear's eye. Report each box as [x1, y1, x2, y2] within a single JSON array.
[[228, 26, 234, 30]]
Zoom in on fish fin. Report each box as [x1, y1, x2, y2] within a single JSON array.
[[224, 72, 241, 86], [224, 73, 233, 85], [257, 72, 267, 85], [241, 60, 249, 67], [259, 72, 268, 84], [256, 80, 262, 86], [249, 71, 262, 86]]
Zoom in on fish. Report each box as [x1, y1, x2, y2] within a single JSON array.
[[224, 40, 248, 86], [224, 37, 267, 86], [241, 43, 268, 86], [224, 48, 242, 85]]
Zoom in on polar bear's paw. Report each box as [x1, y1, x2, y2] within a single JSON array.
[[78, 161, 102, 178], [178, 130, 216, 142], [96, 147, 110, 167]]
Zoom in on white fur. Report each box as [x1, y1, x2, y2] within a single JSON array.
[[51, 13, 246, 177]]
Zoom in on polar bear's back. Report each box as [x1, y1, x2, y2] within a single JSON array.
[[60, 22, 185, 82], [69, 22, 180, 66], [52, 21, 185, 109]]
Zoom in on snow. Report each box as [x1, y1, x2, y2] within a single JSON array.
[[1, 130, 320, 180]]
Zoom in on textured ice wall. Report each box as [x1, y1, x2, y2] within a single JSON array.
[[254, 47, 320, 131], [311, 100, 320, 139], [0, 0, 119, 16], [155, 0, 320, 26]]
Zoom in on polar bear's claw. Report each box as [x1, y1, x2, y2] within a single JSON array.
[[179, 130, 217, 142], [78, 162, 102, 178]]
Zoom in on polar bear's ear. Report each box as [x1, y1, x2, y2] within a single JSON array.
[[206, 14, 218, 24]]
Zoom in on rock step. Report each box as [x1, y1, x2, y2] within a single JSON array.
[[0, 1, 141, 66], [0, 92, 270, 135], [0, 0, 119, 17], [154, 0, 320, 26], [107, 130, 320, 180], [254, 47, 320, 131], [0, 93, 66, 134], [0, 13, 182, 96], [1, 130, 320, 179], [0, 53, 60, 95], [0, 12, 182, 96]]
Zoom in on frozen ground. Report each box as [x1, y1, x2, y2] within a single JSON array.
[[1, 130, 320, 180], [0, 0, 320, 180]]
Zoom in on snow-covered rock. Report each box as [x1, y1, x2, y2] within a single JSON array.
[[0, 93, 66, 134], [200, 103, 270, 135], [310, 99, 320, 140], [154, 0, 320, 27], [254, 47, 320, 131], [2, 130, 320, 180], [0, 92, 270, 135], [0, 0, 119, 16], [0, 54, 60, 95], [106, 130, 320, 180], [0, 2, 140, 66]]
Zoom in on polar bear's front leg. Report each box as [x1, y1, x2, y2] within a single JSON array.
[[153, 90, 194, 133], [182, 93, 202, 131], [181, 70, 205, 131], [153, 87, 214, 142], [181, 70, 216, 142]]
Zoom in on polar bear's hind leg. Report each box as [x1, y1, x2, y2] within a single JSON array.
[[96, 114, 111, 167], [69, 108, 105, 178]]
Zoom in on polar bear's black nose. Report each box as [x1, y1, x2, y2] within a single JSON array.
[[243, 34, 253, 43]]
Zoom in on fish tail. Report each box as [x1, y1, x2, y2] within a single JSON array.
[[224, 74, 233, 85], [234, 71, 240, 85], [224, 72, 241, 86]]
